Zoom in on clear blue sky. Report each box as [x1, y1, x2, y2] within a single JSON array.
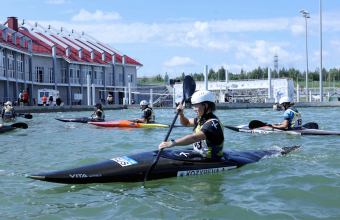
[[3, 0, 340, 78]]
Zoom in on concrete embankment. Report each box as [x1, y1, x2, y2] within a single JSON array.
[[12, 101, 340, 114], [216, 101, 340, 109], [14, 105, 126, 114]]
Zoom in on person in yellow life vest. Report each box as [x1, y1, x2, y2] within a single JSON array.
[[159, 90, 224, 160], [1, 101, 16, 121], [134, 100, 155, 123], [89, 103, 105, 121], [271, 97, 302, 130]]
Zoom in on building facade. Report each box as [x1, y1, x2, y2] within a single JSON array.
[[0, 17, 142, 106]]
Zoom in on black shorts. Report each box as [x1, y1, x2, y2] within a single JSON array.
[[23, 100, 28, 103]]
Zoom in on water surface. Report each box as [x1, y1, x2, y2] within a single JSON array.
[[1, 107, 340, 219]]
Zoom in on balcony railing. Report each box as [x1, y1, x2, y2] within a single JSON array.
[[94, 79, 103, 85], [18, 71, 24, 80], [0, 67, 5, 77], [8, 69, 14, 78], [70, 78, 80, 84]]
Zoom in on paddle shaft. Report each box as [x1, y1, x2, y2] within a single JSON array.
[[141, 99, 184, 188]]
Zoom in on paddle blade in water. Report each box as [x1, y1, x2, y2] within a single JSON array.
[[10, 123, 28, 129], [23, 114, 33, 119], [249, 120, 267, 129], [302, 122, 319, 129]]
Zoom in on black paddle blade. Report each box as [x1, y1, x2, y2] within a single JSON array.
[[10, 122, 28, 129], [23, 114, 33, 119], [183, 75, 196, 101], [302, 122, 319, 129], [249, 120, 268, 129]]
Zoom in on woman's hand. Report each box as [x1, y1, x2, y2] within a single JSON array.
[[159, 141, 174, 150], [175, 104, 185, 115]]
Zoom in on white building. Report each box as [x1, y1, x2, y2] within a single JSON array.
[[0, 17, 143, 106], [174, 78, 294, 104]]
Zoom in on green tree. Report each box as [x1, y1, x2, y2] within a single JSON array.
[[164, 72, 169, 82]]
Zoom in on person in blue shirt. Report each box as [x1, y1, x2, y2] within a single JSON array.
[[271, 97, 302, 130]]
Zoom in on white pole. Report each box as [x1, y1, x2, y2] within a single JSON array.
[[268, 68, 272, 98], [319, 0, 323, 101], [226, 70, 229, 83], [124, 87, 127, 105], [87, 75, 91, 105], [297, 84, 300, 102], [150, 89, 153, 107], [204, 65, 208, 90], [92, 84, 95, 105], [173, 87, 176, 108], [128, 83, 131, 105], [309, 91, 312, 102], [305, 14, 309, 102]]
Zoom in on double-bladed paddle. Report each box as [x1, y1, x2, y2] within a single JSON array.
[[248, 120, 319, 130], [16, 113, 33, 119], [10, 122, 28, 129], [141, 75, 196, 188]]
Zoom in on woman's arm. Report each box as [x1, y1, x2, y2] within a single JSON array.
[[272, 120, 289, 129], [177, 104, 195, 127], [159, 131, 206, 150]]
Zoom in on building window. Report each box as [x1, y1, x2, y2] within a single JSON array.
[[128, 74, 133, 83], [35, 66, 44, 83], [0, 50, 4, 77], [49, 68, 54, 83], [61, 68, 66, 83], [7, 50, 14, 78], [119, 73, 123, 82]]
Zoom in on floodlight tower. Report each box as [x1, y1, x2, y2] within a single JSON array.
[[299, 9, 310, 102], [274, 50, 278, 78]]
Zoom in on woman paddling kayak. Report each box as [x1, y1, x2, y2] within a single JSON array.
[[159, 90, 224, 160], [134, 100, 155, 123], [271, 97, 302, 130], [1, 101, 16, 121], [89, 103, 105, 121]]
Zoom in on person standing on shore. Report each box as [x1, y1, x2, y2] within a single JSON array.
[[56, 95, 62, 106], [19, 90, 24, 107], [42, 95, 47, 106], [48, 95, 53, 106], [22, 90, 29, 106]]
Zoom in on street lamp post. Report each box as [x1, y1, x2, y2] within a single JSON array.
[[300, 9, 310, 102]]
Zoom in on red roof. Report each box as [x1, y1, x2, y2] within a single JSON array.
[[1, 26, 142, 66], [0, 29, 29, 53]]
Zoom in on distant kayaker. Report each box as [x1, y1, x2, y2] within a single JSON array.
[[273, 103, 281, 111], [134, 100, 155, 123], [1, 101, 16, 121], [89, 103, 105, 121], [158, 90, 224, 160], [271, 97, 302, 129]]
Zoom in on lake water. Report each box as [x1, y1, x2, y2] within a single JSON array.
[[1, 107, 340, 219]]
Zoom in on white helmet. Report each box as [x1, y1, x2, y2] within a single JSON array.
[[140, 100, 149, 106], [279, 97, 291, 104], [191, 90, 215, 104], [5, 101, 12, 106]]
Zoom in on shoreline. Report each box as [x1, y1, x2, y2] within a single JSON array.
[[11, 101, 340, 113]]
